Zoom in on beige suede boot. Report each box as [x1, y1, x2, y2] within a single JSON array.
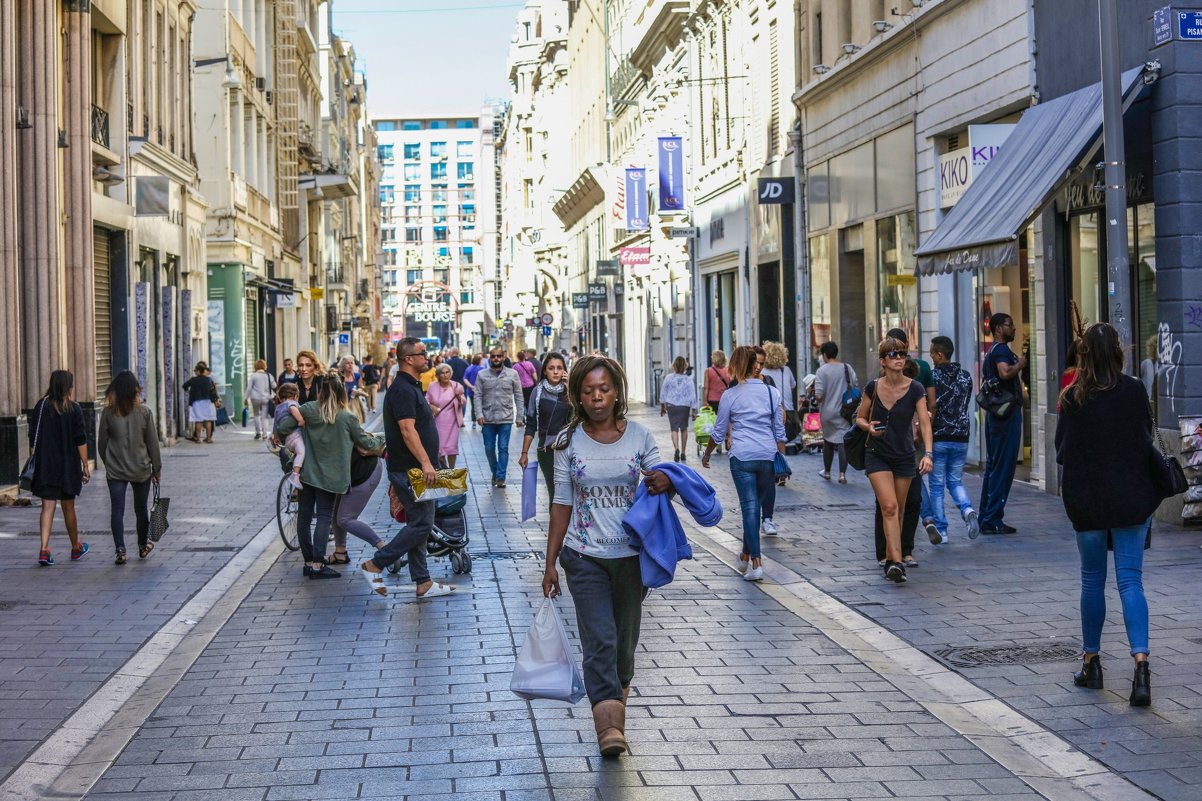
[[592, 699, 627, 756]]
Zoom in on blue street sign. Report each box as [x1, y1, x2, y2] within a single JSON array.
[[1153, 6, 1172, 46], [1180, 10, 1202, 39], [338, 333, 350, 346], [542, 326, 552, 336]]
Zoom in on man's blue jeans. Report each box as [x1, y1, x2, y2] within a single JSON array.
[[1077, 520, 1151, 656], [729, 457, 774, 559], [980, 408, 1022, 528], [481, 423, 512, 481], [927, 441, 973, 535]]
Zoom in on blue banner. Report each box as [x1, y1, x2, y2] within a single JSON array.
[[657, 136, 684, 211], [625, 167, 648, 230]]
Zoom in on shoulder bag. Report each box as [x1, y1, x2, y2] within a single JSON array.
[[1148, 396, 1188, 498], [839, 364, 862, 423], [975, 344, 1019, 419], [149, 480, 170, 542], [18, 400, 46, 492], [843, 382, 875, 471]]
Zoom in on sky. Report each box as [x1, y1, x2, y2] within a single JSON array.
[[329, 0, 524, 117]]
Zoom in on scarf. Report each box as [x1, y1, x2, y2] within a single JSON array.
[[539, 379, 565, 395]]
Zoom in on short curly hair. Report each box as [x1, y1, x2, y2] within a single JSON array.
[[762, 341, 789, 370]]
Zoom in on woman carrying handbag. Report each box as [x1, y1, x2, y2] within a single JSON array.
[[98, 371, 162, 564], [28, 370, 91, 566]]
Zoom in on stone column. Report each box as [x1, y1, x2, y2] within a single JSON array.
[[16, 0, 66, 411], [0, 0, 24, 483]]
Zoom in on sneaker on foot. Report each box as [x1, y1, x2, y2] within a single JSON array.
[[38, 549, 54, 566], [818, 470, 831, 480], [761, 518, 779, 536], [70, 542, 90, 561], [999, 522, 1018, 534], [737, 555, 750, 575], [924, 520, 941, 545], [744, 565, 764, 581], [965, 510, 980, 539], [885, 562, 907, 583]]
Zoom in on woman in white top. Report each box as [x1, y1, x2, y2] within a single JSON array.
[[543, 356, 674, 758], [243, 359, 276, 440], [659, 356, 697, 462]]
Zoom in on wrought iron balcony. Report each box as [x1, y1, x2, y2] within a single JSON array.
[[91, 104, 110, 149]]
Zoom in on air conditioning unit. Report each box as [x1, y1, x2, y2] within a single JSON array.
[[265, 90, 273, 105], [255, 77, 267, 91]]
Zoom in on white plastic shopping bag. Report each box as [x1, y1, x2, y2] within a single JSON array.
[[520, 462, 539, 522], [510, 597, 586, 703]]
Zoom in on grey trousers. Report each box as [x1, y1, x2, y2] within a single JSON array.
[[370, 470, 434, 584], [559, 549, 647, 706], [333, 460, 384, 550]]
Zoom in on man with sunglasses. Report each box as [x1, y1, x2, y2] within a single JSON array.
[[475, 347, 525, 487]]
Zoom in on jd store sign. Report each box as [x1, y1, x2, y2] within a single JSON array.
[[756, 177, 795, 205]]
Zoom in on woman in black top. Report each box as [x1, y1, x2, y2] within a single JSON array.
[[182, 362, 218, 443], [854, 337, 933, 584], [1055, 322, 1161, 706], [519, 352, 571, 501], [294, 349, 323, 404], [29, 370, 91, 566]]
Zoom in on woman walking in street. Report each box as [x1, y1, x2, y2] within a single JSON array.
[[514, 351, 538, 406], [659, 356, 697, 462], [244, 359, 276, 440], [855, 337, 933, 584], [761, 341, 798, 442], [182, 361, 218, 443], [519, 352, 570, 499], [294, 350, 323, 404], [813, 341, 856, 483], [275, 372, 384, 579], [542, 356, 674, 757], [701, 345, 787, 577], [702, 350, 730, 414], [1056, 322, 1161, 706], [29, 370, 91, 566], [98, 371, 161, 564], [328, 396, 386, 564], [427, 363, 466, 468]]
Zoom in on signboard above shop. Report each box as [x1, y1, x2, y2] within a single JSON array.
[[587, 282, 607, 299], [618, 246, 650, 267], [756, 177, 795, 205], [938, 124, 1015, 209], [595, 259, 620, 277], [571, 293, 589, 309]]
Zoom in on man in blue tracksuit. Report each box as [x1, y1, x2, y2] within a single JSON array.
[[979, 313, 1026, 535]]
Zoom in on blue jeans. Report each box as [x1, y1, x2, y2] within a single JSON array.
[[481, 423, 512, 481], [1077, 520, 1151, 656], [927, 441, 973, 535], [107, 478, 151, 551], [729, 457, 774, 559], [980, 408, 1022, 527], [918, 473, 934, 523]]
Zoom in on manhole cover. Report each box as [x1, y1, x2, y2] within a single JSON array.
[[934, 642, 1080, 668], [181, 546, 241, 552], [472, 550, 543, 561]]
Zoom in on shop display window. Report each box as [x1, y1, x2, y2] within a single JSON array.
[[876, 212, 918, 348]]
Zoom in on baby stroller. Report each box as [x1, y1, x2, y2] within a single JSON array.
[[386, 489, 473, 575], [694, 405, 720, 458]]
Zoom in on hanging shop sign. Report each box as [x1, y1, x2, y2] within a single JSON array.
[[657, 136, 685, 211], [938, 124, 1015, 209], [596, 259, 621, 277], [572, 293, 590, 309], [756, 177, 795, 205], [619, 246, 651, 267], [625, 167, 648, 230], [587, 282, 607, 300]]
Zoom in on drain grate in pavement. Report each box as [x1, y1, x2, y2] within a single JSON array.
[[471, 550, 543, 561], [933, 642, 1080, 668], [181, 545, 242, 552]]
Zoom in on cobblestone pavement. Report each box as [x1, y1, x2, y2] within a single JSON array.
[[0, 425, 288, 781], [4, 406, 1197, 798]]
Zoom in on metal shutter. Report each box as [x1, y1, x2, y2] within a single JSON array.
[[244, 289, 258, 366], [94, 228, 112, 396]]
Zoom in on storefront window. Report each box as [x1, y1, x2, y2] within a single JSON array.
[[1071, 212, 1101, 328], [704, 271, 738, 357], [877, 212, 918, 347], [1132, 204, 1157, 408], [809, 234, 831, 349]]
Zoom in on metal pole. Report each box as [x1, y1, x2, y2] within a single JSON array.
[[789, 126, 811, 377], [1098, 0, 1132, 365]]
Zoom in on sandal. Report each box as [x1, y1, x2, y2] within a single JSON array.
[[416, 581, 455, 599], [139, 542, 155, 559], [328, 551, 350, 565], [115, 548, 127, 565]]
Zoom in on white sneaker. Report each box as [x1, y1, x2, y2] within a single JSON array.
[[737, 555, 750, 575], [965, 509, 980, 540], [744, 566, 764, 581], [288, 472, 303, 490], [761, 518, 779, 536]]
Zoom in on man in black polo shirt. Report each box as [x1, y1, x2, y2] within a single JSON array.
[[359, 336, 455, 598]]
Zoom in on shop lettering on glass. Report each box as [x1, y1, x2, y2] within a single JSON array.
[[1065, 171, 1147, 212], [709, 218, 725, 245]]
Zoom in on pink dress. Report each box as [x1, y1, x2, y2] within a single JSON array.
[[426, 382, 464, 457]]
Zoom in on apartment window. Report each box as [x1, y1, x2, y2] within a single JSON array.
[[402, 120, 422, 130], [430, 141, 447, 159], [813, 11, 823, 67], [434, 268, 450, 285], [524, 128, 533, 158], [404, 142, 420, 160], [455, 120, 476, 129], [457, 162, 474, 180], [433, 226, 449, 242], [377, 144, 394, 163], [404, 184, 420, 202], [461, 246, 474, 264], [433, 205, 447, 223], [457, 141, 473, 159], [459, 203, 476, 218], [405, 227, 421, 243], [430, 162, 447, 180], [406, 269, 422, 283], [375, 121, 397, 132], [523, 178, 533, 209], [430, 120, 449, 129], [404, 204, 420, 222], [383, 249, 397, 266], [379, 184, 394, 203], [460, 289, 475, 304], [381, 228, 396, 242], [458, 184, 475, 202], [403, 164, 421, 181], [431, 184, 448, 202]]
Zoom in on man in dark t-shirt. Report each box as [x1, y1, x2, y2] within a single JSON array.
[[360, 355, 381, 413], [360, 336, 454, 598], [979, 313, 1026, 534]]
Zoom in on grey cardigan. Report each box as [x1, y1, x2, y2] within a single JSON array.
[[98, 405, 162, 482]]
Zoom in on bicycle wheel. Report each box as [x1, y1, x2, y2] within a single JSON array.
[[276, 473, 300, 551]]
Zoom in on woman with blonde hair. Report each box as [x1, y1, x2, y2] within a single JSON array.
[[294, 350, 324, 404], [760, 341, 798, 441], [275, 371, 384, 579], [244, 358, 276, 440], [702, 349, 731, 414], [659, 356, 697, 462]]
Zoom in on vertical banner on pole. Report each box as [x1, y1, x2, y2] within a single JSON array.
[[625, 167, 648, 230], [657, 137, 684, 211], [162, 287, 176, 437], [135, 282, 149, 394]]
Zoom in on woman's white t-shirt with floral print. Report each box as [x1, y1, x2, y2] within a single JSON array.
[[553, 421, 660, 559]]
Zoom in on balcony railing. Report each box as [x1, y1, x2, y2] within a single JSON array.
[[91, 104, 110, 149]]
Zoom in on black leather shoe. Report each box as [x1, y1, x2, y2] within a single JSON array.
[[308, 565, 341, 580], [1130, 660, 1151, 706], [999, 523, 1018, 534], [1073, 655, 1103, 689]]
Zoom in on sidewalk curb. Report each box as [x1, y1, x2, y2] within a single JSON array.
[[683, 521, 1157, 801], [0, 516, 286, 801]]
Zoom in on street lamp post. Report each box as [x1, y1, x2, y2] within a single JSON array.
[[1098, 0, 1132, 364]]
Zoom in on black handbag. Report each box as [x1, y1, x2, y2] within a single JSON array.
[[149, 481, 170, 542], [18, 401, 45, 492], [1148, 398, 1187, 498], [844, 425, 868, 471], [976, 344, 1020, 419]]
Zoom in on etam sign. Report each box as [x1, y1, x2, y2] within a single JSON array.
[[938, 124, 1014, 209]]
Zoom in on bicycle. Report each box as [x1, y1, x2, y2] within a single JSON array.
[[275, 450, 300, 551]]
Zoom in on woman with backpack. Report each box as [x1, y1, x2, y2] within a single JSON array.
[[813, 341, 857, 484], [98, 371, 162, 564], [28, 370, 91, 566]]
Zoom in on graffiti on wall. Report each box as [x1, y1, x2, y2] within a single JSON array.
[[1186, 304, 1202, 330], [207, 301, 226, 387], [1157, 322, 1182, 414]]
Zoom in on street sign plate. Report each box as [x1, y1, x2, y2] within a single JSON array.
[[669, 227, 698, 238], [338, 333, 350, 346], [595, 259, 620, 277], [1153, 6, 1173, 46], [1180, 10, 1202, 39], [571, 293, 589, 309], [587, 282, 607, 299], [539, 312, 554, 326]]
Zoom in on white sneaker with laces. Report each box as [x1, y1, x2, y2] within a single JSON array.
[[744, 565, 764, 581], [761, 518, 779, 536]]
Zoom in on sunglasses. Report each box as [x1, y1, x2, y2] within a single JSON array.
[[882, 351, 907, 360], [490, 355, 505, 359]]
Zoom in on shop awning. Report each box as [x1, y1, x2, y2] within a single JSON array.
[[915, 67, 1146, 277]]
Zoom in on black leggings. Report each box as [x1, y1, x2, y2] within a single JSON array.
[[823, 441, 847, 474]]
